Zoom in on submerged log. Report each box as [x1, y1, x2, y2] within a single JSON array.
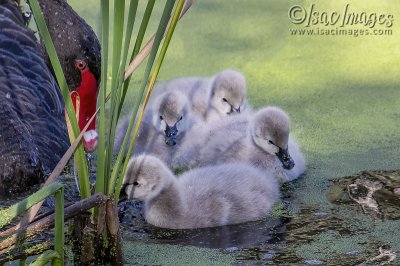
[[0, 240, 52, 264], [0, 193, 107, 255]]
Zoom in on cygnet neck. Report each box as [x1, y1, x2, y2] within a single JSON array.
[[145, 174, 186, 226]]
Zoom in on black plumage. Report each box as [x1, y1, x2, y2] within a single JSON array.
[[38, 0, 101, 90], [0, 0, 69, 196]]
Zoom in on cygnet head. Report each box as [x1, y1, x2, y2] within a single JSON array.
[[209, 69, 246, 116], [250, 107, 295, 170], [120, 155, 172, 202], [152, 91, 190, 146]]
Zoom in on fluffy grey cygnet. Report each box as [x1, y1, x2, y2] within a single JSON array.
[[173, 107, 306, 183], [151, 69, 249, 122], [114, 91, 196, 164], [121, 155, 281, 229]]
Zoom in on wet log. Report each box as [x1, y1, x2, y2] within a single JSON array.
[[106, 196, 123, 266], [0, 240, 52, 264], [0, 193, 107, 252]]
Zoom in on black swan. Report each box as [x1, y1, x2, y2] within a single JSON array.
[[37, 0, 101, 152], [0, 0, 100, 197], [0, 0, 68, 196]]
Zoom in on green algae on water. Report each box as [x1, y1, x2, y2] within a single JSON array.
[[123, 241, 235, 266]]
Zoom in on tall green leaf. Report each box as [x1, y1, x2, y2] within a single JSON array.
[[142, 0, 185, 110], [108, 0, 177, 195], [105, 0, 140, 194], [115, 0, 186, 201], [103, 0, 126, 191], [95, 0, 109, 195], [118, 0, 156, 118]]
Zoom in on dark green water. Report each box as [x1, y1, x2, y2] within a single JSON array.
[[120, 170, 399, 265]]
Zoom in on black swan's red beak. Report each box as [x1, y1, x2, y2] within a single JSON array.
[[71, 59, 99, 152]]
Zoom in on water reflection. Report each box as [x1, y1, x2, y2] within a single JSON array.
[[120, 200, 287, 251]]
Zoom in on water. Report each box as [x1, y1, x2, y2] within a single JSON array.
[[120, 170, 400, 265], [1, 170, 399, 265], [121, 205, 286, 250]]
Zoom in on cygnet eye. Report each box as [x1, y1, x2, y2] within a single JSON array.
[[133, 181, 139, 186], [159, 115, 163, 120], [268, 140, 274, 145], [222, 98, 228, 102], [179, 116, 183, 121]]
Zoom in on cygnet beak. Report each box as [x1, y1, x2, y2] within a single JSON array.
[[164, 125, 178, 146], [228, 105, 241, 114], [118, 184, 128, 204], [276, 146, 295, 170]]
